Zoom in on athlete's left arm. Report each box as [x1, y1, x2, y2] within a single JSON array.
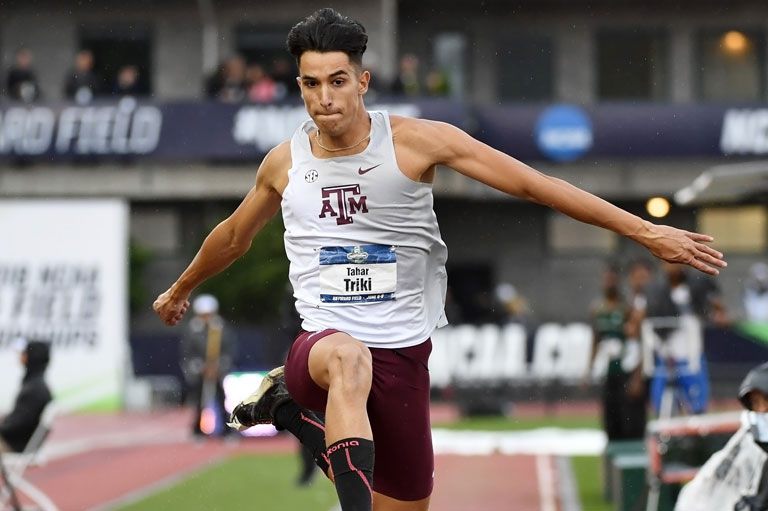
[[407, 118, 727, 275]]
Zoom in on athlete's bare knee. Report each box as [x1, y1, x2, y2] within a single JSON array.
[[328, 342, 372, 398], [373, 493, 430, 511]]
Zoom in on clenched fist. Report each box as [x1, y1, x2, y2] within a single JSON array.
[[153, 289, 190, 326]]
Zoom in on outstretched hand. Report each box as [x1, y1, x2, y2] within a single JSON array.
[[643, 224, 726, 276], [153, 289, 190, 326]]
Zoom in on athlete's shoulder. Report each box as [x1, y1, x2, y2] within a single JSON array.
[[389, 114, 472, 163], [256, 140, 292, 191], [266, 140, 292, 165], [391, 115, 464, 142], [260, 140, 292, 173], [390, 114, 445, 137]]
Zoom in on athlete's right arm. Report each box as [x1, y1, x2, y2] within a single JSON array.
[[153, 142, 290, 326]]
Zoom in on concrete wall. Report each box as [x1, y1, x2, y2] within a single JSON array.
[[154, 12, 203, 99]]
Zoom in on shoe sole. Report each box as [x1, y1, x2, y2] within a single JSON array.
[[226, 366, 284, 431]]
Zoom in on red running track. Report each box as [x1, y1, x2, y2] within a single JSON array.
[[8, 408, 559, 511]]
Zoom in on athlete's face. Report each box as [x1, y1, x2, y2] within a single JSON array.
[[297, 51, 370, 136]]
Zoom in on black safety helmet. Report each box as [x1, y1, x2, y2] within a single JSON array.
[[739, 362, 768, 410]]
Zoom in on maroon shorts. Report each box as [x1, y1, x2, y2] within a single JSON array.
[[284, 329, 434, 501]]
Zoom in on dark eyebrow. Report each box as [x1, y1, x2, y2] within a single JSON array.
[[300, 69, 350, 81]]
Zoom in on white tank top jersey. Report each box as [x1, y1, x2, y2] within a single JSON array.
[[281, 110, 448, 348]]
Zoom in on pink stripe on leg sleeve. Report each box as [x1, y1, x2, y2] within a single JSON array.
[[300, 412, 325, 431], [345, 448, 373, 495]]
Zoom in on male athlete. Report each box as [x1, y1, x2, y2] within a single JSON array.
[[153, 8, 726, 511]]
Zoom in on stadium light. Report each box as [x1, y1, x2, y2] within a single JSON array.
[[646, 197, 670, 218], [722, 30, 749, 55]]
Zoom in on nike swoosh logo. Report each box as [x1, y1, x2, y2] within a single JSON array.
[[358, 164, 382, 175]]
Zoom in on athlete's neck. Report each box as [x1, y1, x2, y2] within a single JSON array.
[[314, 109, 371, 155]]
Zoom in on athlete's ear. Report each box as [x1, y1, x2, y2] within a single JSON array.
[[359, 70, 370, 95]]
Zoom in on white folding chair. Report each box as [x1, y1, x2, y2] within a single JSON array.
[[0, 402, 59, 511]]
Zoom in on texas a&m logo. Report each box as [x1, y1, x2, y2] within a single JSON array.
[[319, 184, 369, 225]]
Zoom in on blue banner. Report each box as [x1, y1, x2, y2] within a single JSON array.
[[0, 97, 765, 162]]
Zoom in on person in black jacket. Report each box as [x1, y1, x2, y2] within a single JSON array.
[[5, 48, 41, 103], [63, 49, 101, 104], [0, 340, 52, 453]]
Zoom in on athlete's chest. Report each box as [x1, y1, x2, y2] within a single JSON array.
[[285, 158, 408, 228]]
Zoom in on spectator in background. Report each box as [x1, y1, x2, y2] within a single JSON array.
[[180, 294, 238, 439], [390, 53, 420, 96], [650, 262, 729, 327], [271, 57, 298, 99], [624, 257, 654, 388], [493, 282, 530, 327], [425, 68, 449, 96], [112, 65, 141, 97], [215, 55, 246, 103], [64, 49, 101, 104], [0, 340, 52, 453], [589, 265, 646, 441], [645, 262, 729, 416], [5, 48, 40, 103], [745, 262, 768, 323], [626, 258, 654, 321], [246, 64, 277, 103], [204, 62, 226, 99]]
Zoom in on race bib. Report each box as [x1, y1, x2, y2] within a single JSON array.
[[319, 244, 397, 303]]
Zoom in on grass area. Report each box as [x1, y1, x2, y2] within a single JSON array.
[[434, 413, 601, 431], [736, 320, 768, 345], [571, 456, 611, 511], [115, 453, 338, 511]]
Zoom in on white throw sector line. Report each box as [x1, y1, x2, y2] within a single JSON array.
[[536, 454, 557, 511]]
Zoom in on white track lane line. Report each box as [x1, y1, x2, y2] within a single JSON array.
[[536, 454, 557, 511]]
